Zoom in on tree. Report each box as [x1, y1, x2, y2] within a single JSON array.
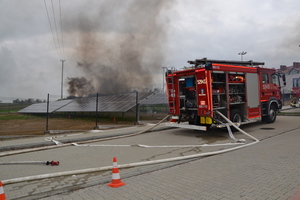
[[13, 99, 20, 104]]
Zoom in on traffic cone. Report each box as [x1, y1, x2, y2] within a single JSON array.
[[0, 181, 6, 200], [107, 157, 126, 188]]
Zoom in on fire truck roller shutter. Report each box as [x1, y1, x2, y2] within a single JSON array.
[[246, 73, 260, 119], [246, 73, 260, 108]]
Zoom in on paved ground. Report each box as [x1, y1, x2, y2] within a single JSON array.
[[280, 105, 300, 112], [1, 107, 300, 199], [38, 126, 300, 200]]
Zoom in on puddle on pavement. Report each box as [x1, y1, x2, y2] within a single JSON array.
[[260, 127, 275, 130], [195, 129, 230, 144], [170, 126, 234, 146]]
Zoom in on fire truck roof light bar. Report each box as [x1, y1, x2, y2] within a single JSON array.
[[188, 57, 265, 67]]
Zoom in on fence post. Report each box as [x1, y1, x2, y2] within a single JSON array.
[[135, 91, 140, 125], [45, 93, 50, 134], [95, 93, 99, 129]]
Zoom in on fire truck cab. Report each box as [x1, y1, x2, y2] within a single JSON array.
[[166, 58, 286, 131]]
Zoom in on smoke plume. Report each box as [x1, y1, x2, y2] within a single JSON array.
[[66, 0, 172, 97]]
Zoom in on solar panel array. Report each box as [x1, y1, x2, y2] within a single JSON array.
[[18, 100, 73, 113], [57, 97, 97, 112], [140, 92, 167, 105], [59, 92, 153, 112], [18, 92, 163, 114]]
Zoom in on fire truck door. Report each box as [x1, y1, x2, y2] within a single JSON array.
[[196, 70, 212, 116], [246, 73, 260, 118]]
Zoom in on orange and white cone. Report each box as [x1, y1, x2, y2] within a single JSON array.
[[0, 181, 6, 200], [107, 157, 126, 188]]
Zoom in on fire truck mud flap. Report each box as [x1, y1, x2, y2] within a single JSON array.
[[165, 122, 207, 131]]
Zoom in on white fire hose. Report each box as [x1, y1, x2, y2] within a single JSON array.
[[2, 112, 259, 185], [0, 115, 170, 158], [0, 161, 59, 166]]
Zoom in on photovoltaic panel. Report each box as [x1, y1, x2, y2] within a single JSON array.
[[19, 92, 155, 113], [140, 92, 167, 105], [18, 100, 73, 113], [57, 97, 97, 112], [58, 92, 154, 112]]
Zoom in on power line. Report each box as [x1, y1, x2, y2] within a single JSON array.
[[51, 0, 63, 58], [59, 0, 65, 59], [44, 0, 60, 59], [43, 0, 65, 60], [44, 0, 66, 99]]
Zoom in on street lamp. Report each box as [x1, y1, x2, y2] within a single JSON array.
[[238, 51, 247, 61]]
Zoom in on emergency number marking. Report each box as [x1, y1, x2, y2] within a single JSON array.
[[197, 79, 206, 84], [263, 84, 271, 90]]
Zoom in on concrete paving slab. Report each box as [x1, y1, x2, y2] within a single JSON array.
[[1, 116, 300, 199], [38, 127, 300, 200]]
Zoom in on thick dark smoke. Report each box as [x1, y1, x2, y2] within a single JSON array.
[[67, 76, 95, 97], [66, 0, 172, 97]]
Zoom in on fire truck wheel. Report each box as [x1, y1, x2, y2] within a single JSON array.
[[266, 104, 277, 123], [230, 109, 243, 126]]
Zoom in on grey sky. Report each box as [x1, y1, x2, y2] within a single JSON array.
[[1, 0, 300, 100]]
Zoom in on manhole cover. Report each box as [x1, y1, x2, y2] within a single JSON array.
[[260, 127, 275, 130]]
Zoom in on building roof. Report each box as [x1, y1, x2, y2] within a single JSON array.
[[277, 62, 300, 75]]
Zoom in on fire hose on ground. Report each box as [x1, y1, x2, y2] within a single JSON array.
[[0, 115, 171, 158], [0, 161, 59, 166], [71, 142, 243, 148], [2, 112, 259, 185]]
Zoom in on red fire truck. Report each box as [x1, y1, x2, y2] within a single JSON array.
[[290, 77, 300, 107], [165, 58, 286, 131]]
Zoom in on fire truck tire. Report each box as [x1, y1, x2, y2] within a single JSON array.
[[266, 104, 277, 123], [230, 109, 243, 126]]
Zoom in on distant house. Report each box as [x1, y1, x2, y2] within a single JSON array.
[[276, 62, 300, 102], [277, 62, 300, 75]]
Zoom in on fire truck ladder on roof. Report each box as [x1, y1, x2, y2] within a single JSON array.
[[166, 67, 177, 115], [187, 57, 265, 67]]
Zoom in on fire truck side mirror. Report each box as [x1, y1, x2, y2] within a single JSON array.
[[205, 63, 212, 70], [282, 74, 286, 86]]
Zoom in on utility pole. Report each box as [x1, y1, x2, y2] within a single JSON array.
[[60, 59, 66, 100]]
